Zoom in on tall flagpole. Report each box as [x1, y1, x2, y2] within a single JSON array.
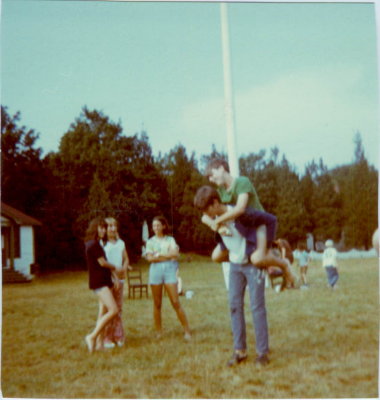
[[374, 1, 380, 236], [220, 3, 239, 291], [220, 2, 239, 177]]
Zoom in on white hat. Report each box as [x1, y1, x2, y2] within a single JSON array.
[[325, 239, 334, 247]]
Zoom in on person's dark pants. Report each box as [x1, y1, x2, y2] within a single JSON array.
[[325, 266, 339, 287]]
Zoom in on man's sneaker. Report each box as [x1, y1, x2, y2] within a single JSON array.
[[227, 351, 247, 367], [255, 353, 269, 368], [103, 341, 115, 349]]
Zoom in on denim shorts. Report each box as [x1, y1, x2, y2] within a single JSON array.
[[149, 261, 178, 285]]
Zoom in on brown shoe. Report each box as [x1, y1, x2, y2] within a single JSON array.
[[255, 353, 270, 368], [227, 351, 247, 367]]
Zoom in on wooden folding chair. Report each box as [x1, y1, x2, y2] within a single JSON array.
[[127, 268, 149, 299]]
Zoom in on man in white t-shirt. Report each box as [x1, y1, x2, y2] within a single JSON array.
[[194, 186, 270, 368], [102, 218, 131, 348]]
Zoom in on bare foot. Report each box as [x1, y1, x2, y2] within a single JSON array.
[[85, 335, 95, 353], [95, 342, 104, 351], [95, 335, 103, 351]]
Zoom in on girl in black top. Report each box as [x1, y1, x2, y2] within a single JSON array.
[[84, 217, 119, 353]]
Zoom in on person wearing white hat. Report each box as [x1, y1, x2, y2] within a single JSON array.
[[322, 239, 339, 289]]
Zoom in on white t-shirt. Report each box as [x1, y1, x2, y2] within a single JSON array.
[[299, 250, 309, 267], [221, 207, 248, 264], [104, 238, 126, 270], [146, 235, 178, 257], [322, 247, 338, 268]]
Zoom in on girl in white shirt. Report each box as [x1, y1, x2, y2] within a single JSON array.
[[102, 217, 131, 348], [298, 243, 310, 288], [145, 216, 191, 340]]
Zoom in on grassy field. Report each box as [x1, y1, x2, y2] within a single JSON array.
[[2, 256, 379, 399]]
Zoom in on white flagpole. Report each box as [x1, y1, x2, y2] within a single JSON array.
[[220, 3, 240, 291], [141, 220, 149, 256], [375, 2, 380, 188], [220, 2, 239, 177]]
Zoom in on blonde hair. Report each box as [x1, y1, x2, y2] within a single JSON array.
[[105, 217, 120, 239]]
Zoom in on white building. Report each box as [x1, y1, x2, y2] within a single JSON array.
[[1, 202, 42, 282]]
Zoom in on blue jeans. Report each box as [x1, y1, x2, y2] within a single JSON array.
[[229, 262, 269, 356], [325, 266, 339, 287]]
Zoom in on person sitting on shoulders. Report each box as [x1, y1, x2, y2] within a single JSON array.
[[201, 158, 295, 287], [194, 185, 271, 368]]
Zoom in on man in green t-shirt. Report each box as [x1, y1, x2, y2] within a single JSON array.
[[201, 158, 295, 287]]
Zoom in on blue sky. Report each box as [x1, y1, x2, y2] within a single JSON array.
[[1, 0, 379, 172]]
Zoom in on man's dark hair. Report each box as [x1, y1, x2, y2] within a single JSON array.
[[205, 158, 229, 176], [194, 185, 220, 211]]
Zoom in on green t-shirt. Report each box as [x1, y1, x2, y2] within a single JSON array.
[[217, 176, 264, 211]]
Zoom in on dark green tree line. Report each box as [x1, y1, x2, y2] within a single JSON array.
[[45, 107, 168, 265], [1, 106, 46, 216], [2, 105, 378, 271], [331, 133, 378, 249]]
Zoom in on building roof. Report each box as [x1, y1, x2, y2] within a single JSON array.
[[1, 202, 42, 226]]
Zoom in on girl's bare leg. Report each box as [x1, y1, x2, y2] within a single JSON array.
[[250, 226, 295, 286], [164, 283, 191, 338], [301, 266, 308, 285], [250, 225, 267, 265], [95, 301, 106, 350], [85, 287, 118, 353], [150, 284, 163, 333], [251, 250, 295, 286]]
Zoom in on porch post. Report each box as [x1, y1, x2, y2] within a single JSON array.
[[9, 222, 15, 270]]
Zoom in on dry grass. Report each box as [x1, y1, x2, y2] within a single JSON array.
[[2, 256, 379, 399]]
